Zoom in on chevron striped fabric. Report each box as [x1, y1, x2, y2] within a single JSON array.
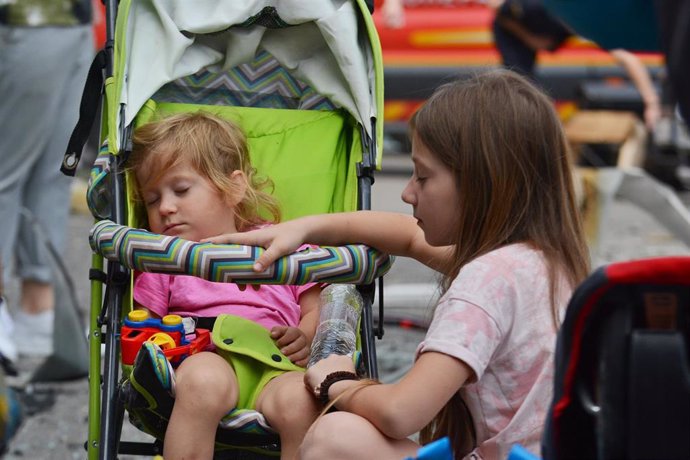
[[220, 408, 274, 434], [86, 143, 112, 220], [89, 220, 393, 285], [152, 50, 336, 110]]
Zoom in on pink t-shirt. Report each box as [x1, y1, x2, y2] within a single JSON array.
[[134, 272, 317, 330], [416, 243, 570, 459]]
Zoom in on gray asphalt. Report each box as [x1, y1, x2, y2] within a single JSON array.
[[4, 154, 690, 459]]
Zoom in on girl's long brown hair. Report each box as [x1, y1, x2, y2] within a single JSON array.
[[129, 112, 281, 231], [414, 70, 590, 457]]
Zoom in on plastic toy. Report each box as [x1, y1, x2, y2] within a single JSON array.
[[121, 310, 211, 366], [404, 437, 452, 460], [507, 444, 541, 460]]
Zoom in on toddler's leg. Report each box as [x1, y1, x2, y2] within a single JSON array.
[[255, 371, 321, 460], [163, 351, 238, 460]]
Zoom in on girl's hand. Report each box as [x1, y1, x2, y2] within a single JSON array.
[[304, 354, 356, 395], [271, 326, 310, 367], [203, 221, 309, 272]]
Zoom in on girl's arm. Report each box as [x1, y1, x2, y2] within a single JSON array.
[[306, 353, 472, 439], [205, 211, 453, 274]]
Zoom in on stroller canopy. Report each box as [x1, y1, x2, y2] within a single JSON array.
[[113, 0, 383, 153]]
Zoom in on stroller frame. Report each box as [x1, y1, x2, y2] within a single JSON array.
[[65, 1, 387, 458]]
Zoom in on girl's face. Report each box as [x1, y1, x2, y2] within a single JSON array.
[[137, 158, 244, 241], [401, 135, 459, 246]]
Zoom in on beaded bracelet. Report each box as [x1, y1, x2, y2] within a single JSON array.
[[317, 371, 361, 405]]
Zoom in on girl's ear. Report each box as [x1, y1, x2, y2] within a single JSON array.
[[228, 170, 248, 206]]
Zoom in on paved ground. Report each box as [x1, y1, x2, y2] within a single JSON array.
[[4, 154, 690, 459]]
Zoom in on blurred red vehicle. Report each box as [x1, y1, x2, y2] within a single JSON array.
[[373, 1, 664, 149], [92, 0, 106, 50]]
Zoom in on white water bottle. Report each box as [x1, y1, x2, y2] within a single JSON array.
[[307, 285, 364, 368]]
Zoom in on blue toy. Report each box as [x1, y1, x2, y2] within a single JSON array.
[[404, 437, 453, 460], [507, 444, 541, 460]]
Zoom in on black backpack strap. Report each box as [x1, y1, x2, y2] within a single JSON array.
[[192, 317, 217, 331], [61, 49, 107, 176]]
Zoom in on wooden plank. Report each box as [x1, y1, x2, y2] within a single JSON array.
[[565, 110, 638, 144]]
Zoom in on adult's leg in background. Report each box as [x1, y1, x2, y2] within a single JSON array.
[[16, 25, 93, 311], [0, 25, 93, 355], [0, 25, 52, 288]]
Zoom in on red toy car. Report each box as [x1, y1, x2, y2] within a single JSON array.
[[120, 311, 211, 366]]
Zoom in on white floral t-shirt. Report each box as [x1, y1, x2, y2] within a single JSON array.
[[416, 243, 570, 459]]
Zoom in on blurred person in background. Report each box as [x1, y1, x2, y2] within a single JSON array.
[[0, 0, 93, 357], [489, 0, 661, 130], [0, 260, 22, 455], [380, 0, 406, 29], [542, 0, 689, 125]]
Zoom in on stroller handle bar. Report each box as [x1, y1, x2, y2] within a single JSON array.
[[89, 220, 393, 285]]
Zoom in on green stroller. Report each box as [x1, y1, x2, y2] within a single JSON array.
[[61, 0, 391, 458]]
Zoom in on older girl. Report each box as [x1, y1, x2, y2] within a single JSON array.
[[208, 70, 590, 459]]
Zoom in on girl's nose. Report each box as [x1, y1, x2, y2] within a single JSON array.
[[401, 178, 416, 205], [158, 193, 176, 215]]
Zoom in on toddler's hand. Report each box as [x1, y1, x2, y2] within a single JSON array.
[[271, 326, 310, 367]]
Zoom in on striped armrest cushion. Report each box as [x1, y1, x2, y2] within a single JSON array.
[[89, 220, 392, 284]]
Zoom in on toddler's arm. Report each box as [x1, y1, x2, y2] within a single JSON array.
[[271, 285, 321, 367]]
